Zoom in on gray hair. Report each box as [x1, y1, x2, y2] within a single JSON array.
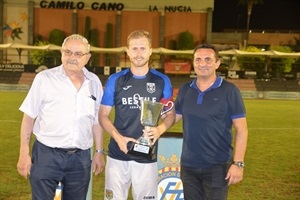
[[62, 34, 90, 52]]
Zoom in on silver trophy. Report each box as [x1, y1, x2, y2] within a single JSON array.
[[128, 100, 174, 159]]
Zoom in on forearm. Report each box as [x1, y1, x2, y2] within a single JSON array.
[[92, 124, 104, 150], [233, 118, 248, 161], [234, 131, 248, 161], [19, 114, 34, 155], [91, 124, 105, 176], [157, 109, 175, 135], [18, 114, 35, 179]]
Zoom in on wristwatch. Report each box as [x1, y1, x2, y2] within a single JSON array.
[[232, 161, 245, 169], [95, 149, 105, 154]]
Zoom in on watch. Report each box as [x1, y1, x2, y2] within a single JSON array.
[[233, 161, 245, 169], [95, 149, 105, 154]]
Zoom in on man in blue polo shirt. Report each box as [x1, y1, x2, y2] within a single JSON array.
[[175, 43, 248, 200]]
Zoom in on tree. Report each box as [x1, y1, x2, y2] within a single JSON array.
[[177, 31, 194, 50], [30, 31, 65, 67], [83, 16, 100, 66], [30, 40, 56, 66], [175, 31, 194, 60], [48, 29, 66, 65], [238, 0, 263, 47], [48, 29, 65, 46], [290, 36, 300, 52], [236, 46, 265, 77], [289, 37, 300, 73], [269, 46, 296, 77], [105, 23, 113, 66]]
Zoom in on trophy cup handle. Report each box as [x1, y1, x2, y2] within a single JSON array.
[[161, 101, 174, 115]]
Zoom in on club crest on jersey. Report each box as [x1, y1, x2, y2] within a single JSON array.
[[147, 83, 155, 94]]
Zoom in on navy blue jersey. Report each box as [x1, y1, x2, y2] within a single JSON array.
[[175, 76, 246, 168], [101, 68, 173, 163]]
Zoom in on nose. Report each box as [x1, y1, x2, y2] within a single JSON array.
[[69, 52, 77, 58], [136, 49, 143, 55]]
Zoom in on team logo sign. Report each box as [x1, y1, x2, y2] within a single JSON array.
[[105, 189, 113, 200], [158, 154, 184, 200], [147, 82, 156, 93]]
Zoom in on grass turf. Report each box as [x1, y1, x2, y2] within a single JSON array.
[[0, 91, 299, 199]]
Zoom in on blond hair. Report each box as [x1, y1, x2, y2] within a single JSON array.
[[127, 30, 152, 47]]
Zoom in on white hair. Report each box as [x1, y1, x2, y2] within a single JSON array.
[[62, 34, 90, 52]]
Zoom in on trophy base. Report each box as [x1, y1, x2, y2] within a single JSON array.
[[128, 142, 156, 160]]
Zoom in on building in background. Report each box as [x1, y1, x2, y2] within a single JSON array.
[[0, 0, 299, 67]]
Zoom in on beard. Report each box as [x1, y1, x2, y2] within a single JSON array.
[[130, 57, 149, 68]]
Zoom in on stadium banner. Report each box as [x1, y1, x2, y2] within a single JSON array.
[[0, 63, 24, 72], [261, 91, 300, 100], [164, 62, 191, 74], [157, 132, 184, 199]]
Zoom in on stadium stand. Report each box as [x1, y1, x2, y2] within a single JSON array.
[[0, 71, 22, 84], [255, 79, 300, 92], [0, 72, 299, 93], [17, 72, 36, 85]]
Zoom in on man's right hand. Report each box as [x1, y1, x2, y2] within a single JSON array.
[[116, 136, 136, 154], [17, 154, 32, 179]]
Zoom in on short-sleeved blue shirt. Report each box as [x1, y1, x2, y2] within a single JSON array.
[[101, 68, 173, 163], [175, 76, 246, 168]]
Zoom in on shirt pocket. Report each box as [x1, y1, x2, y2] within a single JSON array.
[[78, 96, 97, 121]]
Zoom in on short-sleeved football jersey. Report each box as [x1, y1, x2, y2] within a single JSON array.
[[101, 68, 173, 163]]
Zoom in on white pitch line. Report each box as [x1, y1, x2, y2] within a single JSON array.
[[249, 128, 300, 130], [0, 120, 20, 123]]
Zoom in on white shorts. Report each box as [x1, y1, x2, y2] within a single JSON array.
[[104, 156, 158, 200]]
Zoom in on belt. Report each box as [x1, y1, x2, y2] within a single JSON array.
[[55, 147, 83, 154]]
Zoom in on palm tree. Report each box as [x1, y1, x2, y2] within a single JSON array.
[[238, 0, 263, 47]]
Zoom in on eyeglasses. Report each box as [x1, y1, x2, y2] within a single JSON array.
[[62, 50, 89, 58]]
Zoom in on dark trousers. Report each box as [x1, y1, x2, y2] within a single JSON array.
[[181, 163, 231, 200], [30, 140, 91, 200]]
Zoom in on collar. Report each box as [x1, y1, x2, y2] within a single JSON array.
[[190, 75, 223, 91]]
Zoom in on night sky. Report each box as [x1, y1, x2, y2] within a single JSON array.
[[212, 0, 300, 32]]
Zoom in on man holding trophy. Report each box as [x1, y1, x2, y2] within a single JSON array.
[[99, 30, 175, 200]]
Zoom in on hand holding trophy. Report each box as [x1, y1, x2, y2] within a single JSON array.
[[128, 100, 174, 160]]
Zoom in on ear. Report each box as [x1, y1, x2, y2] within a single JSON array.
[[85, 53, 92, 64], [215, 60, 221, 70]]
